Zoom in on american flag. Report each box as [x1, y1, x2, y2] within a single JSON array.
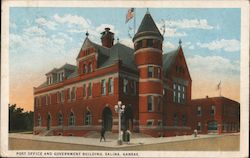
[[125, 8, 135, 23]]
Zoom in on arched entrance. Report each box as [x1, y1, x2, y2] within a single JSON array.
[[122, 105, 133, 131], [102, 107, 113, 131], [47, 114, 51, 130]]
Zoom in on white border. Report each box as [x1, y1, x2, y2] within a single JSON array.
[[1, 0, 249, 157]]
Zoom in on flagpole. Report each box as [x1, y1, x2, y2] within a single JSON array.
[[134, 8, 136, 36]]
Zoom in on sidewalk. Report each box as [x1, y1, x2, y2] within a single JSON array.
[[9, 133, 238, 148]]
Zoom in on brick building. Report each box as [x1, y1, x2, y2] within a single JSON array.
[[191, 96, 240, 134], [33, 11, 239, 137]]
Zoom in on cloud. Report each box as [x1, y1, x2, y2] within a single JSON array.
[[187, 55, 240, 78], [164, 41, 176, 49], [156, 22, 187, 37], [166, 19, 214, 30], [95, 24, 118, 35], [53, 14, 91, 29], [23, 26, 46, 36], [119, 38, 133, 48], [197, 39, 240, 52], [35, 17, 58, 30], [165, 27, 187, 37]]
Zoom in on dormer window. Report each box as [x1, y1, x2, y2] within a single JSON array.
[[58, 72, 64, 82]]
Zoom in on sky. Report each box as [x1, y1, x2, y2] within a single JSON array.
[[9, 7, 240, 111]]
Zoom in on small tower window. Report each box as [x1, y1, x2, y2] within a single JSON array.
[[147, 96, 154, 112], [135, 40, 142, 50], [147, 39, 153, 47], [148, 66, 154, 78]]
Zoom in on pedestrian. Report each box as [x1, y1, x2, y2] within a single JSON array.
[[100, 127, 106, 142], [194, 129, 198, 137]]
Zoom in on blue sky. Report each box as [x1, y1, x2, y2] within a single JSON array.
[[9, 7, 240, 110]]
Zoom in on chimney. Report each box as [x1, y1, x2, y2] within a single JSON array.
[[100, 28, 114, 48]]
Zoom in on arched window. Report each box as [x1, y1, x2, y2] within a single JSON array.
[[38, 115, 42, 126], [84, 111, 92, 125], [58, 113, 63, 126], [69, 112, 75, 126]]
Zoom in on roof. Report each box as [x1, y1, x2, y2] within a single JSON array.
[[191, 96, 240, 105], [163, 47, 180, 74], [133, 12, 163, 41], [77, 37, 109, 59], [136, 12, 161, 35], [46, 63, 77, 75], [99, 42, 137, 70]]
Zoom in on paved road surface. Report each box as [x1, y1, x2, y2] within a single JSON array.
[[9, 134, 239, 151]]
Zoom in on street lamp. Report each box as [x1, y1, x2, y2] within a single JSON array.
[[114, 101, 125, 145]]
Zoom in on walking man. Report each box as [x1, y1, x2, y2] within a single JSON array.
[[100, 127, 106, 142]]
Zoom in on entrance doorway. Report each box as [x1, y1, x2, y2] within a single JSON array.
[[102, 107, 113, 131], [47, 114, 51, 130], [122, 105, 133, 131]]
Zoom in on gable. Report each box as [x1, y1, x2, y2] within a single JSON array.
[[163, 47, 191, 81]]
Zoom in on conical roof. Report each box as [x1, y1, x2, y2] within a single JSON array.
[[133, 12, 163, 41]]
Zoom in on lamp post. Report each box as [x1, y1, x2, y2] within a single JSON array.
[[114, 101, 125, 145]]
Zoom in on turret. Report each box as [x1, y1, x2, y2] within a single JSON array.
[[133, 11, 164, 136]]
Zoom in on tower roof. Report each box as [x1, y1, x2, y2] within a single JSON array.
[[133, 12, 163, 41]]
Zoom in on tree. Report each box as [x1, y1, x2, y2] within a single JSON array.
[[9, 104, 34, 132]]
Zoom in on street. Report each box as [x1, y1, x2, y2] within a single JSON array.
[[9, 134, 239, 151]]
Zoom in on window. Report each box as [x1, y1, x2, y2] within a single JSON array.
[[58, 72, 64, 82], [88, 63, 92, 73], [135, 40, 142, 50], [197, 106, 202, 116], [108, 78, 113, 94], [130, 80, 136, 95], [157, 96, 162, 111], [147, 96, 154, 112], [83, 84, 86, 97], [101, 79, 106, 95], [84, 64, 88, 74], [173, 83, 186, 103], [148, 66, 154, 78], [69, 112, 75, 126], [38, 115, 42, 126], [182, 115, 187, 126], [71, 87, 76, 100], [147, 39, 153, 47], [146, 120, 154, 127], [211, 105, 216, 116], [207, 121, 218, 131], [173, 113, 178, 126], [88, 83, 92, 96], [61, 90, 64, 102], [197, 122, 201, 131], [123, 78, 128, 94], [58, 113, 63, 126], [84, 111, 92, 125]]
